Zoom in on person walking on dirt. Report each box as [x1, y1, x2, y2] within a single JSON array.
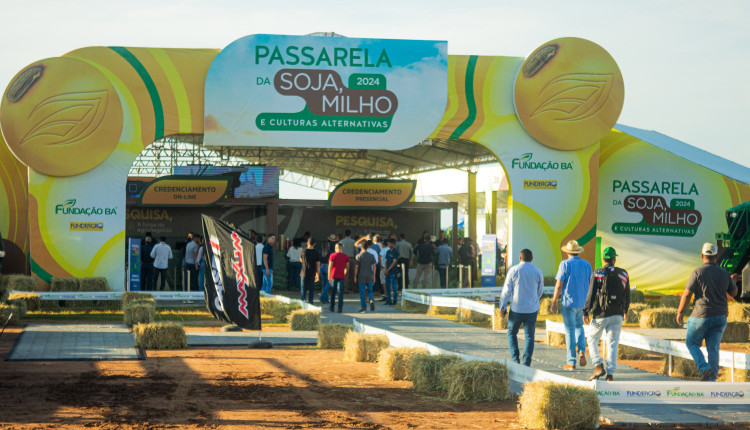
[[583, 247, 630, 381], [499, 249, 544, 367], [355, 240, 378, 313], [677, 242, 738, 381], [328, 243, 350, 313], [551, 240, 592, 371]]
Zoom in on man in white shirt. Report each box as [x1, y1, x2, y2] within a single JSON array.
[[499, 249, 544, 366], [150, 236, 174, 291], [184, 235, 199, 291], [255, 235, 264, 291]]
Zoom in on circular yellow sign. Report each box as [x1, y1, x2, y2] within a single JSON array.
[[0, 57, 122, 177], [514, 37, 624, 151]]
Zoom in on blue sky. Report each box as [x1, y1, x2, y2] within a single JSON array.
[[1, 0, 748, 168]]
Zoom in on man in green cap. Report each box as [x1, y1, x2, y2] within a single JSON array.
[[583, 246, 630, 381]]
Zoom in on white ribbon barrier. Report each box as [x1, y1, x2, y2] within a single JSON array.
[[354, 318, 750, 404], [403, 286, 557, 298], [260, 291, 322, 312], [12, 290, 205, 301], [401, 291, 497, 327], [545, 320, 750, 379]]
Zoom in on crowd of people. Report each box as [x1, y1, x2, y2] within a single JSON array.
[[498, 239, 740, 382], [139, 231, 206, 292]]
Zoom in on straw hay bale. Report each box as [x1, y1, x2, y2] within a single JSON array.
[[626, 303, 649, 324], [401, 299, 429, 313], [539, 297, 553, 315], [39, 300, 60, 311], [289, 310, 320, 331], [3, 275, 36, 292], [7, 299, 27, 317], [80, 277, 109, 291], [722, 322, 749, 342], [9, 292, 40, 312], [493, 308, 508, 330], [543, 276, 557, 286], [456, 308, 489, 323], [441, 360, 510, 402], [718, 367, 749, 382], [639, 307, 680, 328], [123, 301, 156, 326], [546, 332, 566, 348], [0, 303, 20, 326], [617, 345, 649, 360], [630, 289, 646, 304], [428, 305, 454, 315], [49, 277, 81, 291], [660, 355, 700, 378], [659, 295, 681, 308], [317, 323, 353, 349], [272, 302, 302, 323], [377, 347, 429, 381], [343, 331, 389, 362], [728, 303, 750, 323], [518, 381, 600, 430], [121, 292, 155, 306], [260, 297, 282, 316], [410, 354, 462, 392], [133, 322, 187, 349]]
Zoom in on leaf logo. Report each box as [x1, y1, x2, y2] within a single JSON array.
[[18, 90, 110, 147], [530, 73, 613, 122], [520, 153, 533, 162], [64, 199, 76, 208]]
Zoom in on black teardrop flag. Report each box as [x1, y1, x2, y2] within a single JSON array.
[[201, 215, 261, 330]]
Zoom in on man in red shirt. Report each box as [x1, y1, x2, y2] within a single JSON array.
[[328, 243, 350, 313]]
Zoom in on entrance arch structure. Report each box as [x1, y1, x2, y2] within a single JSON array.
[[1, 35, 748, 294]]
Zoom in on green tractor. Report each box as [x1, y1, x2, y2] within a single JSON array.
[[716, 202, 750, 301]]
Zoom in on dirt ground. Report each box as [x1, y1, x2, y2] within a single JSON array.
[[0, 327, 519, 430]]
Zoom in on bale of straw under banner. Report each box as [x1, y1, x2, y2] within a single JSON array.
[[400, 299, 429, 313], [722, 322, 749, 342], [456, 308, 489, 323], [3, 275, 36, 292], [0, 303, 20, 326], [630, 289, 646, 304], [492, 308, 508, 330], [49, 277, 81, 291], [133, 322, 187, 349], [718, 367, 749, 382], [518, 381, 600, 430], [546, 332, 566, 348], [659, 295, 681, 308], [343, 331, 389, 362], [377, 347, 428, 381], [289, 310, 320, 331], [639, 307, 680, 328], [272, 303, 302, 323], [7, 299, 28, 317], [410, 354, 462, 392], [440, 360, 510, 402], [728, 303, 750, 323], [617, 345, 649, 360], [121, 292, 155, 306], [80, 277, 110, 291], [317, 323, 353, 349], [123, 301, 156, 326], [626, 303, 649, 324], [9, 292, 40, 312], [660, 355, 700, 378], [539, 297, 553, 315], [260, 297, 282, 316], [428, 305, 454, 315]]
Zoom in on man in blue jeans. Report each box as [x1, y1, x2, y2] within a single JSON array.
[[355, 240, 378, 313], [677, 242, 738, 381], [551, 240, 592, 371], [499, 249, 544, 366], [384, 239, 400, 305]]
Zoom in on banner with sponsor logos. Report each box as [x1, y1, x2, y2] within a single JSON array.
[[327, 179, 416, 210], [594, 381, 750, 404], [597, 131, 750, 294], [201, 215, 260, 329], [204, 34, 447, 149]]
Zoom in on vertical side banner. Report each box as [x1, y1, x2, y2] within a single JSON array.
[[202, 215, 260, 329], [128, 238, 141, 291]]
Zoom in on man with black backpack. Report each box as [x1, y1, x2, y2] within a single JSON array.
[[583, 247, 630, 381]]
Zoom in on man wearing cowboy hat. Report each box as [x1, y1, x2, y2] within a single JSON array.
[[551, 240, 593, 371]]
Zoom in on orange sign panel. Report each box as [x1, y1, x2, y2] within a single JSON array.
[[327, 179, 416, 210], [138, 176, 231, 206]]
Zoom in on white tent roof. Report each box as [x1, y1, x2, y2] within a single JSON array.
[[614, 124, 750, 185]]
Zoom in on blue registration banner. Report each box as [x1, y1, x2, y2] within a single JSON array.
[[128, 238, 141, 291]]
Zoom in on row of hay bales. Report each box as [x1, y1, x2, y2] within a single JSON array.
[[0, 275, 40, 325], [320, 324, 599, 429], [261, 297, 321, 330], [121, 292, 188, 349], [0, 274, 118, 310]]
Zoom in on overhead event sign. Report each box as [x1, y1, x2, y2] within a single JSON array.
[[204, 34, 448, 149], [138, 175, 232, 206], [327, 179, 416, 210]]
